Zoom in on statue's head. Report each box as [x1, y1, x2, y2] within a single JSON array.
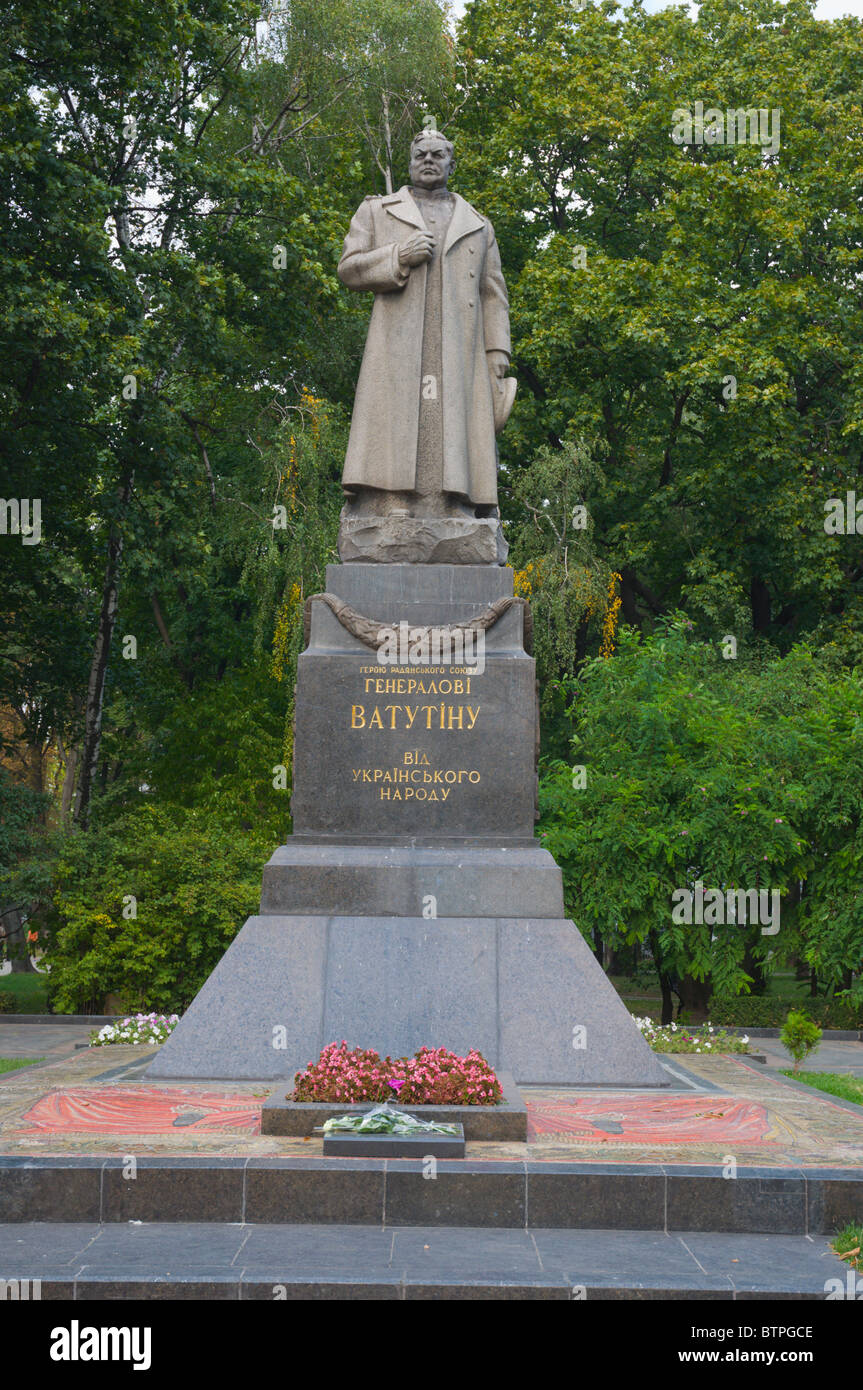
[[409, 130, 455, 190]]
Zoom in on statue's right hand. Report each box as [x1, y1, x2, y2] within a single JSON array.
[[398, 232, 435, 267]]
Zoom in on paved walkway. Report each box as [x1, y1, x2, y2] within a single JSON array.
[[0, 1022, 94, 1060], [0, 1221, 847, 1298], [0, 1041, 861, 1168], [756, 1037, 863, 1075]]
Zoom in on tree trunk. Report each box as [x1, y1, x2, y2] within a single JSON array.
[[59, 742, 78, 823], [649, 928, 674, 1025], [750, 574, 772, 634], [382, 90, 394, 195], [74, 470, 134, 829], [606, 946, 630, 975], [0, 908, 36, 973], [677, 973, 712, 1023]]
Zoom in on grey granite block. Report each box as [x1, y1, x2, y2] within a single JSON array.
[[402, 1281, 569, 1299], [144, 560, 666, 1091], [0, 1222, 103, 1272], [665, 1173, 807, 1234], [323, 1130, 465, 1159], [0, 1160, 102, 1223], [679, 1231, 846, 1293], [244, 1160, 385, 1225], [77, 1221, 248, 1272], [145, 916, 329, 1080], [238, 1222, 393, 1277], [258, 842, 565, 919], [585, 1287, 734, 1301], [325, 563, 513, 609], [322, 916, 499, 1062], [384, 1162, 525, 1227], [392, 1226, 541, 1277], [803, 1171, 863, 1234], [147, 915, 668, 1085], [101, 1162, 244, 1223], [527, 1167, 667, 1230], [533, 1229, 718, 1288], [14, 1279, 80, 1301], [498, 920, 668, 1085], [338, 514, 507, 566]]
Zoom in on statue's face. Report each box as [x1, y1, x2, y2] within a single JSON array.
[[409, 135, 454, 190]]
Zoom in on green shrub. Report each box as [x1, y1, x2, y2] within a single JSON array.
[[0, 992, 17, 1014], [780, 1010, 823, 1072], [42, 805, 268, 1014], [709, 995, 862, 1029]]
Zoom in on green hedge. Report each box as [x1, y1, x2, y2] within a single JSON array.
[[710, 995, 863, 1030]]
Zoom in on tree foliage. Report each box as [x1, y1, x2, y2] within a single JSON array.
[[0, 0, 860, 1012], [539, 619, 863, 1014]]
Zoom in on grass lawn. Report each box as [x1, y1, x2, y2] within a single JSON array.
[[832, 1224, 862, 1271], [780, 1071, 863, 1106], [0, 1057, 44, 1074], [0, 971, 50, 1013]]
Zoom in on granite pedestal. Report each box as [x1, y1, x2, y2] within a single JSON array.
[[147, 565, 667, 1087]]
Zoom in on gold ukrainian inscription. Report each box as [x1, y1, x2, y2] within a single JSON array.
[[349, 666, 485, 801]]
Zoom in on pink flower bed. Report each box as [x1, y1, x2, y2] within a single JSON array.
[[291, 1041, 503, 1106]]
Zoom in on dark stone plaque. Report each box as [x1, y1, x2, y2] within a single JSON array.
[[290, 564, 537, 840], [322, 1128, 466, 1159]]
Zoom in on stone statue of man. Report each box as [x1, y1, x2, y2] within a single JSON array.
[[336, 129, 516, 563]]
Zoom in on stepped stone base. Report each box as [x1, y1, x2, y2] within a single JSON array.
[[259, 841, 565, 919], [146, 561, 668, 1091], [145, 915, 668, 1086]]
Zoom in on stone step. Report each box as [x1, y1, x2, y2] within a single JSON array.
[[258, 841, 566, 918], [2, 1157, 859, 1235], [0, 1222, 848, 1300]]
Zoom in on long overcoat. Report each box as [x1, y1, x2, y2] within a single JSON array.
[[337, 186, 511, 506]]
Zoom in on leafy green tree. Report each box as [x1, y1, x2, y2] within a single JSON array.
[[506, 439, 620, 753], [1, 0, 362, 825], [456, 0, 863, 662], [538, 619, 863, 1020]]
